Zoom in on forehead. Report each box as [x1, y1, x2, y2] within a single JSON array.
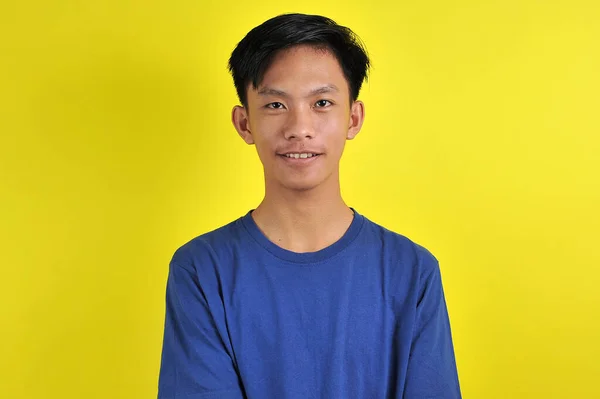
[[253, 45, 349, 96]]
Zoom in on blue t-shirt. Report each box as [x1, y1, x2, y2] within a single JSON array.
[[158, 209, 461, 398]]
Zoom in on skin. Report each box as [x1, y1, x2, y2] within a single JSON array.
[[232, 44, 365, 253]]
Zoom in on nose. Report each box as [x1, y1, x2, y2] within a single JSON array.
[[284, 106, 315, 140]]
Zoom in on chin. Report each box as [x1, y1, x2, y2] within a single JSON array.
[[267, 169, 333, 192], [278, 176, 324, 192], [281, 180, 320, 192]]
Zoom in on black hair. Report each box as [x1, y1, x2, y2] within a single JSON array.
[[228, 13, 370, 107]]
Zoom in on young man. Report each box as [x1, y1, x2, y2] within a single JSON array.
[[158, 13, 461, 399]]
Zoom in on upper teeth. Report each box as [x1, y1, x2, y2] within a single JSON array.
[[285, 153, 317, 159]]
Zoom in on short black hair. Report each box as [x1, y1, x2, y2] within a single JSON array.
[[228, 13, 370, 107]]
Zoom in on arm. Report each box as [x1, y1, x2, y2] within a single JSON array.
[[404, 252, 461, 398], [158, 257, 245, 399]]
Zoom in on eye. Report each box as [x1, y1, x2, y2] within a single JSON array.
[[315, 99, 332, 108], [266, 102, 285, 109]]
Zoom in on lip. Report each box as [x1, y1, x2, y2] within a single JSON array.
[[278, 150, 322, 156], [278, 154, 321, 165]]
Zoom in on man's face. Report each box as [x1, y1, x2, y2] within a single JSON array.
[[233, 45, 364, 192]]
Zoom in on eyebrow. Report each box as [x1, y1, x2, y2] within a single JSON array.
[[309, 84, 340, 96], [257, 84, 340, 97]]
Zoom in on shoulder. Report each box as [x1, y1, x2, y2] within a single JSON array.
[[360, 213, 440, 277], [169, 215, 246, 275]]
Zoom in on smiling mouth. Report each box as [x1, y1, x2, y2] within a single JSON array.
[[281, 153, 320, 159], [278, 153, 322, 165]]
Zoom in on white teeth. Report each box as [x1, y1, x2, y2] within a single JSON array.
[[285, 153, 316, 159]]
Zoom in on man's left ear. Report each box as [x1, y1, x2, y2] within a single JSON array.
[[347, 100, 365, 140]]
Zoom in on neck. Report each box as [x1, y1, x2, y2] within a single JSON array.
[[251, 176, 354, 253]]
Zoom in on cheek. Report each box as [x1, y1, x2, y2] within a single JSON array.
[[322, 105, 350, 128], [250, 118, 282, 159], [320, 112, 349, 145], [253, 114, 287, 135]]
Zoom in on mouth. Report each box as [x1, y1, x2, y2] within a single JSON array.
[[279, 152, 321, 159], [277, 152, 322, 164]]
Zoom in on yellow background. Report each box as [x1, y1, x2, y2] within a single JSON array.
[[1, 1, 599, 398]]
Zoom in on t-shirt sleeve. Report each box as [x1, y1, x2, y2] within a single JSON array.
[[404, 248, 462, 398], [157, 254, 245, 399]]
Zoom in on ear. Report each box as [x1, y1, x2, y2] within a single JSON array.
[[346, 100, 365, 140], [232, 105, 254, 145]]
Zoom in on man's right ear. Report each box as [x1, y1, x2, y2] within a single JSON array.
[[232, 105, 254, 145]]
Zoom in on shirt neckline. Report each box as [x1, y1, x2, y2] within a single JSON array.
[[239, 207, 365, 264]]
